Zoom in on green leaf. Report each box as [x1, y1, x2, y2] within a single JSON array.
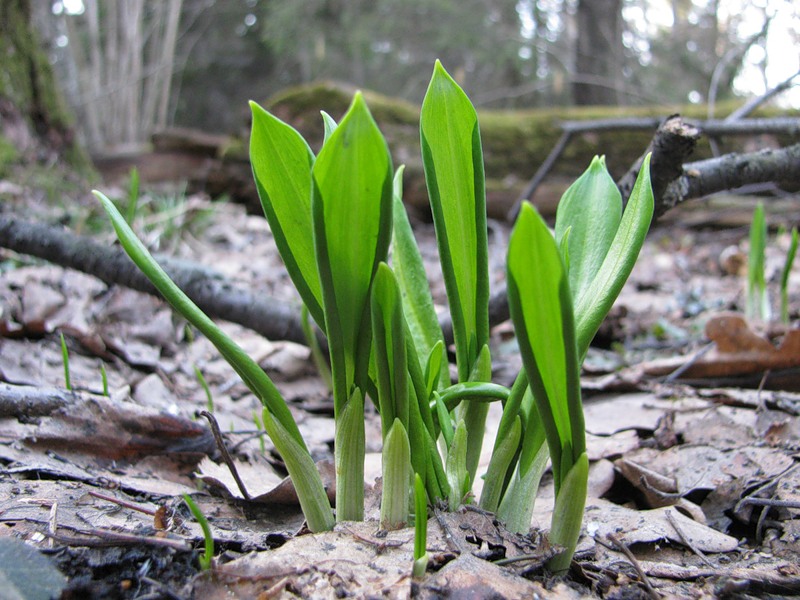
[[392, 166, 449, 388], [371, 263, 409, 434], [496, 438, 548, 533], [381, 418, 412, 530], [781, 227, 798, 324], [424, 341, 445, 399], [479, 416, 521, 513], [507, 202, 583, 491], [434, 392, 455, 448], [571, 155, 654, 356], [95, 189, 334, 531], [263, 406, 336, 532], [555, 156, 621, 306], [420, 60, 489, 381], [313, 92, 393, 410], [320, 110, 338, 143], [182, 493, 214, 570], [413, 472, 428, 558], [446, 419, 470, 510], [249, 102, 323, 326], [93, 191, 305, 448]]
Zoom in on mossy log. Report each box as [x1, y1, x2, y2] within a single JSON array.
[[204, 82, 797, 219]]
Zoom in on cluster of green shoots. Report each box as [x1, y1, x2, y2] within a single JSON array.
[[746, 202, 798, 323], [94, 61, 654, 572]]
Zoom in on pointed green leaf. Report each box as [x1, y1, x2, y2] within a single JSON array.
[[420, 60, 489, 381], [507, 202, 583, 490], [572, 154, 654, 355], [479, 416, 521, 513], [313, 92, 393, 410], [249, 102, 323, 326], [392, 166, 449, 388], [555, 156, 621, 307], [93, 190, 305, 448], [424, 341, 445, 399], [747, 201, 769, 321], [320, 111, 338, 143]]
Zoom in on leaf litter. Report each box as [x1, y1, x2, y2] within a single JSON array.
[[1, 191, 799, 598]]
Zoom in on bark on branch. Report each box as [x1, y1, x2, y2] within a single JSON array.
[[0, 215, 312, 346]]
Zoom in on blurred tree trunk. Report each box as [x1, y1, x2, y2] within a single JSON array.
[[572, 0, 624, 106], [0, 0, 92, 177]]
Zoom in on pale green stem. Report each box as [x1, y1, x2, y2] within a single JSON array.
[[496, 439, 549, 533], [546, 452, 589, 573], [335, 388, 365, 521], [380, 419, 411, 530]]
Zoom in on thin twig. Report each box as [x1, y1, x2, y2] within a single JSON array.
[[605, 532, 663, 600], [43, 528, 191, 551], [200, 410, 251, 501], [663, 342, 715, 383], [738, 497, 800, 510], [48, 501, 58, 550], [664, 509, 714, 568], [433, 506, 464, 554], [88, 490, 158, 516], [726, 70, 800, 121], [139, 576, 187, 600], [508, 130, 572, 221], [341, 525, 409, 554]]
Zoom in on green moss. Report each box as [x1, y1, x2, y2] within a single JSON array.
[[0, 135, 20, 177]]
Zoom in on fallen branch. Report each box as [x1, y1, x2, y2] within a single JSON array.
[[510, 115, 800, 218], [659, 143, 800, 219], [0, 214, 313, 347]]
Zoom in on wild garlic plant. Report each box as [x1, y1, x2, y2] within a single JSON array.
[[95, 60, 653, 571]]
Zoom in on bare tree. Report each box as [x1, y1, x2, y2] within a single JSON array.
[[44, 0, 183, 151]]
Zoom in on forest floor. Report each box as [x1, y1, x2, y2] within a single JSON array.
[[1, 181, 799, 599]]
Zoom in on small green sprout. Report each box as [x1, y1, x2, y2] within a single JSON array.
[[60, 333, 71, 391], [781, 227, 798, 324], [182, 493, 213, 571], [412, 473, 429, 578], [100, 363, 109, 396], [253, 411, 266, 455], [193, 365, 214, 413], [747, 202, 769, 321]]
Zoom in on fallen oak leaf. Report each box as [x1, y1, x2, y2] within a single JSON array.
[[645, 313, 800, 380]]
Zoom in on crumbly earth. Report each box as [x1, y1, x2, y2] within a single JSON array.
[[1, 184, 799, 599]]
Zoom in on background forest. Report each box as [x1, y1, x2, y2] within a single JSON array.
[[32, 0, 800, 152]]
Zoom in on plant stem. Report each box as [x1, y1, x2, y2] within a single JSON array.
[[335, 389, 365, 521]]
